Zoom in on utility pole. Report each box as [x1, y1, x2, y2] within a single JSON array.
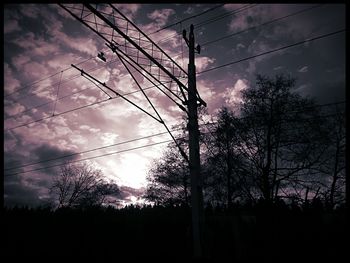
[[183, 24, 204, 259], [60, 5, 207, 259]]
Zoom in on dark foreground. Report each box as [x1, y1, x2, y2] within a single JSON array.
[[3, 204, 347, 262]]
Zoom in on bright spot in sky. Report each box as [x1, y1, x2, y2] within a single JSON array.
[[116, 153, 152, 188]]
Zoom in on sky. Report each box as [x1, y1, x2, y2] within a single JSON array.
[[3, 4, 345, 207]]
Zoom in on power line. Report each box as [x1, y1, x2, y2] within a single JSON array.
[[141, 4, 257, 53], [5, 4, 254, 112], [6, 3, 254, 105], [5, 47, 187, 121], [5, 129, 182, 171], [197, 29, 346, 75], [4, 55, 97, 98], [115, 52, 189, 162], [151, 4, 225, 34], [5, 45, 187, 119], [195, 4, 258, 28], [4, 79, 177, 131], [4, 55, 181, 120], [203, 101, 346, 123], [6, 86, 93, 120], [5, 56, 120, 103], [5, 101, 345, 175], [149, 4, 340, 73], [52, 71, 63, 116], [5, 79, 175, 121], [5, 97, 114, 131], [6, 109, 344, 177], [201, 4, 324, 47], [4, 140, 173, 177]]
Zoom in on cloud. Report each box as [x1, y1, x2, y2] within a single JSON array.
[[184, 7, 194, 15], [236, 43, 246, 50], [4, 63, 21, 94], [32, 143, 76, 163], [12, 32, 37, 49], [4, 141, 80, 208], [142, 26, 181, 49], [245, 39, 278, 75], [5, 141, 77, 173], [224, 78, 249, 107], [118, 185, 145, 200], [273, 66, 283, 71], [80, 125, 101, 133], [148, 9, 176, 27], [4, 181, 50, 207], [101, 132, 119, 145], [293, 83, 312, 95], [4, 19, 21, 34], [185, 56, 215, 72], [11, 54, 31, 70], [52, 29, 98, 56], [225, 4, 268, 32], [197, 79, 216, 107], [114, 4, 141, 20], [4, 103, 26, 117], [50, 4, 76, 21], [298, 66, 308, 73], [19, 4, 40, 18]]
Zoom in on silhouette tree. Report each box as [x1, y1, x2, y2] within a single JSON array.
[[50, 162, 120, 208], [144, 108, 210, 206], [316, 104, 346, 209], [235, 74, 330, 204], [204, 107, 248, 207], [144, 141, 190, 206], [145, 74, 342, 208]]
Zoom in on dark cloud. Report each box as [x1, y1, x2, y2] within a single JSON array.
[[4, 142, 78, 207], [5, 142, 77, 173], [33, 143, 77, 163], [4, 180, 52, 208]]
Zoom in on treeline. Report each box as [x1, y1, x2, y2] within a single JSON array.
[[145, 74, 346, 210], [3, 204, 347, 261]]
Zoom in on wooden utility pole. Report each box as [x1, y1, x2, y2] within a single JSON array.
[[184, 24, 204, 259]]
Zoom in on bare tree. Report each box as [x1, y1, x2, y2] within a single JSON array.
[[203, 107, 249, 207], [219, 74, 330, 204], [145, 74, 342, 208], [316, 104, 346, 209], [51, 162, 119, 208]]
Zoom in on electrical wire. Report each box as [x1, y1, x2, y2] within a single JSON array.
[[194, 4, 257, 28], [52, 71, 63, 116], [201, 4, 324, 47], [5, 101, 344, 173], [150, 4, 225, 34], [5, 56, 121, 103], [5, 129, 182, 171], [6, 3, 256, 115], [197, 29, 346, 75], [6, 26, 345, 130], [4, 55, 97, 98], [4, 140, 173, 177]]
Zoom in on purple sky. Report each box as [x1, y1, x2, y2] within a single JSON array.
[[4, 4, 345, 207]]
